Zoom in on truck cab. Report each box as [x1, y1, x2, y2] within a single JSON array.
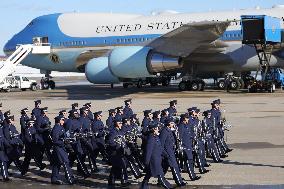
[[0, 75, 38, 92], [13, 75, 38, 91], [265, 68, 284, 87]]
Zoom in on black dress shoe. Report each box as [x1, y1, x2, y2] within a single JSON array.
[[193, 176, 201, 181], [220, 155, 228, 158], [216, 159, 223, 163], [204, 164, 211, 167], [200, 169, 209, 174], [51, 180, 63, 185], [177, 182, 187, 187], [226, 149, 233, 153]]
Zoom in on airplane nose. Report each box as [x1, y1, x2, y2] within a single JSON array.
[[3, 38, 15, 56], [3, 41, 9, 55]]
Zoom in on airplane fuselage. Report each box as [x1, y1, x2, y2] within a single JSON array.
[[4, 6, 284, 81]]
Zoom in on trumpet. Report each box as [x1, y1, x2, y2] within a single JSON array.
[[220, 109, 232, 131], [113, 135, 126, 147]]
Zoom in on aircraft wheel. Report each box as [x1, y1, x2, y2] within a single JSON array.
[[230, 79, 240, 90], [199, 80, 205, 91], [162, 79, 170, 86], [191, 81, 200, 91], [217, 80, 226, 90], [137, 80, 143, 88], [48, 80, 56, 89], [123, 83, 129, 88], [150, 81, 158, 87], [238, 78, 245, 89], [178, 81, 187, 91]]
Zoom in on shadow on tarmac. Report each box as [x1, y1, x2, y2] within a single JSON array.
[[54, 84, 246, 100], [230, 142, 284, 150]]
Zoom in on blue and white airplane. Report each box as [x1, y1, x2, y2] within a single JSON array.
[[3, 5, 284, 88]]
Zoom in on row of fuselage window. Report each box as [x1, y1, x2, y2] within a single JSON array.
[[58, 37, 154, 47], [219, 17, 284, 26], [223, 32, 242, 39]]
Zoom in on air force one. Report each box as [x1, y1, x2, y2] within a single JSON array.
[[3, 5, 284, 89]]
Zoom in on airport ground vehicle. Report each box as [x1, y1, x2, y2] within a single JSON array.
[[264, 68, 284, 87], [178, 67, 284, 92], [0, 75, 38, 92], [210, 68, 284, 92]]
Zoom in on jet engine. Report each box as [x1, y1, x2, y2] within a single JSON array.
[[85, 57, 120, 84], [108, 46, 182, 78]]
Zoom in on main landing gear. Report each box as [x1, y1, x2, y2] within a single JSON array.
[[178, 78, 205, 91]]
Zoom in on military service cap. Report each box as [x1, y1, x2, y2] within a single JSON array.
[[169, 100, 177, 106], [55, 115, 65, 123], [124, 99, 132, 104], [34, 100, 41, 104], [143, 109, 152, 116], [148, 122, 159, 130], [94, 111, 103, 117], [108, 109, 116, 113]]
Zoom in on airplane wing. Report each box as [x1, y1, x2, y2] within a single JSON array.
[[147, 21, 230, 57]]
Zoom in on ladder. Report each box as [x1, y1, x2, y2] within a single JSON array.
[[0, 44, 50, 83], [254, 44, 274, 80]]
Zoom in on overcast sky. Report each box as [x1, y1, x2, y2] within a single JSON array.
[[0, 0, 283, 55]]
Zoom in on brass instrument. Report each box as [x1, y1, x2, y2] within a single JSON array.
[[220, 109, 232, 131]]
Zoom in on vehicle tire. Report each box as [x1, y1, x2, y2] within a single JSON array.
[[5, 87, 11, 93], [269, 83, 275, 93], [123, 83, 129, 88], [162, 79, 170, 86], [249, 85, 257, 93], [191, 81, 200, 91], [137, 80, 143, 88], [238, 78, 245, 89], [31, 84, 37, 91], [150, 81, 158, 87], [48, 80, 56, 89], [178, 81, 187, 91], [217, 79, 226, 90], [230, 79, 240, 90], [199, 80, 205, 91]]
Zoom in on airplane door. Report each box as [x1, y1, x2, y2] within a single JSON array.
[[32, 37, 49, 45]]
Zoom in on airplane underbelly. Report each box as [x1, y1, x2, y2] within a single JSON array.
[[186, 43, 284, 73]]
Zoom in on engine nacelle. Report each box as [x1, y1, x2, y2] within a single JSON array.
[[109, 46, 182, 78], [85, 57, 120, 84]]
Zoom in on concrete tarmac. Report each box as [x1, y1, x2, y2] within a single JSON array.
[[0, 81, 283, 188]]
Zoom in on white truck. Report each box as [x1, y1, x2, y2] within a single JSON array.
[[0, 75, 38, 92]]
